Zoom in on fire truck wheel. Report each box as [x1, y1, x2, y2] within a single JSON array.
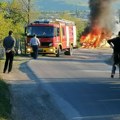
[[68, 45, 73, 56], [56, 47, 61, 57], [65, 45, 73, 56]]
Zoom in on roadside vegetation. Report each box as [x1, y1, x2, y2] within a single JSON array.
[[0, 77, 11, 120], [0, 59, 11, 120], [0, 0, 39, 48]]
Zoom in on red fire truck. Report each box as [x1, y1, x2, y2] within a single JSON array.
[[25, 19, 77, 57]]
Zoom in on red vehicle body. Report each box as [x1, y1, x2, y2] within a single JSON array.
[[25, 19, 77, 57]]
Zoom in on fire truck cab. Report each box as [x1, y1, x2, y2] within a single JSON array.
[[25, 19, 77, 57]]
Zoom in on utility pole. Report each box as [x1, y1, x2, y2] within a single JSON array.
[[28, 0, 30, 24]]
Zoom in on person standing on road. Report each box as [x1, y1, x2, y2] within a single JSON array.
[[30, 34, 40, 59], [3, 30, 16, 73], [107, 31, 120, 78]]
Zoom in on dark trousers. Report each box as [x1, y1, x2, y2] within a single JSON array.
[[3, 51, 14, 73], [31, 45, 38, 59], [111, 53, 120, 75]]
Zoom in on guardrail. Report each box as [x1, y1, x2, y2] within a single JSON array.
[[0, 48, 4, 59]]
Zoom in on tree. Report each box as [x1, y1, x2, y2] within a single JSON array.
[[0, 2, 13, 41], [19, 0, 40, 24], [0, 0, 40, 41]]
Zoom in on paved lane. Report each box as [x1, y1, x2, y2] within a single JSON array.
[[28, 48, 120, 120]]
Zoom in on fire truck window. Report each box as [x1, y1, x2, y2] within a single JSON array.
[[57, 28, 60, 36], [27, 26, 54, 37], [27, 27, 32, 35], [54, 28, 57, 36]]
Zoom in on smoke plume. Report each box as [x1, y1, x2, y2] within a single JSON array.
[[80, 0, 119, 48], [89, 0, 116, 34]]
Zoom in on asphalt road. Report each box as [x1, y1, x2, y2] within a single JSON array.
[[27, 48, 120, 120]]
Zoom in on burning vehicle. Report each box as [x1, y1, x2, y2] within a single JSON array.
[[80, 0, 120, 48]]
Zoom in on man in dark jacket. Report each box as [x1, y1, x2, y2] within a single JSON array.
[[107, 31, 120, 78], [3, 30, 16, 73]]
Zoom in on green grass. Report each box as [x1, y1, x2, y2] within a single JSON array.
[[0, 77, 11, 120]]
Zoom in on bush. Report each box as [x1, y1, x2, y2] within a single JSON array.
[[0, 78, 11, 120]]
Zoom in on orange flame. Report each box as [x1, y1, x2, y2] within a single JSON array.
[[80, 26, 110, 48]]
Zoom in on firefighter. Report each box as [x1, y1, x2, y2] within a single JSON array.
[[30, 34, 40, 59], [3, 30, 16, 73], [107, 31, 120, 78]]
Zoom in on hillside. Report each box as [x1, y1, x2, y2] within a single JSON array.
[[4, 0, 120, 12], [35, 0, 89, 11]]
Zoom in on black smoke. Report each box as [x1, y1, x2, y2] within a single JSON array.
[[89, 0, 117, 32]]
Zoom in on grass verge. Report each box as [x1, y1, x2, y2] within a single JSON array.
[[0, 77, 11, 120]]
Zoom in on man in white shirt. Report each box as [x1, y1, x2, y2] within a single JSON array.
[[30, 34, 40, 59]]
